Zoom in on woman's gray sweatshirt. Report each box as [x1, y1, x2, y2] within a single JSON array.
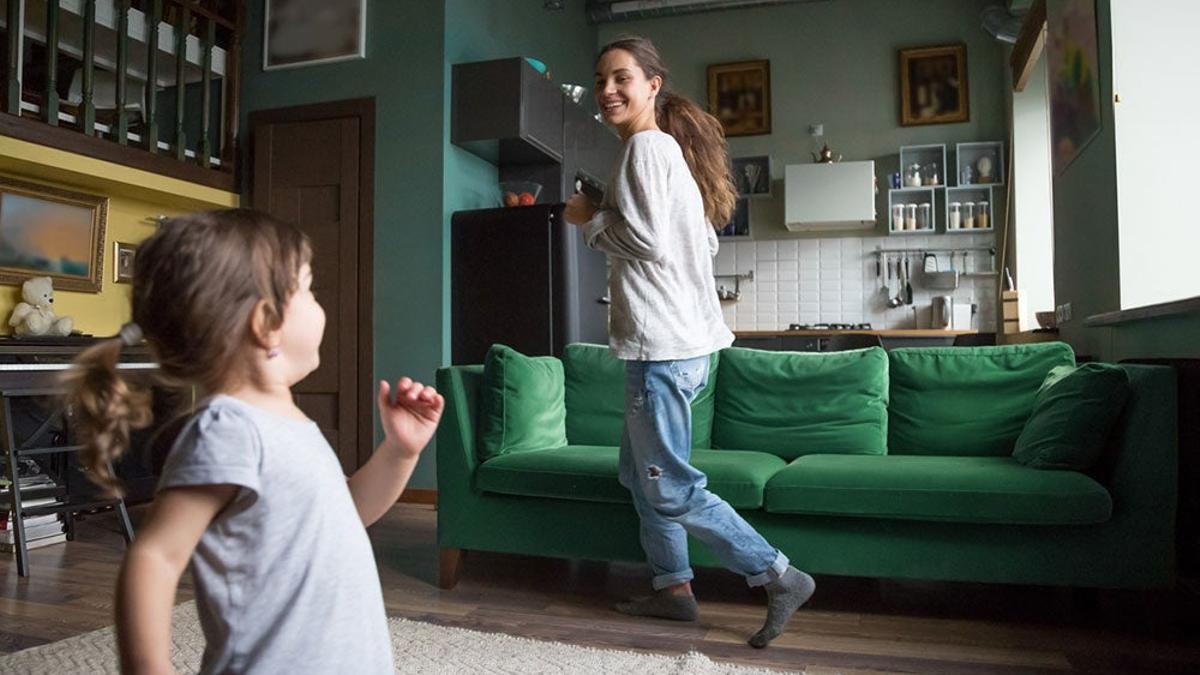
[[582, 130, 734, 361]]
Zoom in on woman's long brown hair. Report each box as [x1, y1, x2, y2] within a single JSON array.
[[599, 36, 738, 228], [62, 209, 312, 496]]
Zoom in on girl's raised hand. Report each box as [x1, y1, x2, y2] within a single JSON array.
[[377, 378, 444, 458]]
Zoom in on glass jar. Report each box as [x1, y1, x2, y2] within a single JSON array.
[[891, 204, 905, 232], [948, 202, 962, 229], [905, 203, 917, 230], [963, 202, 976, 229], [904, 164, 923, 187], [917, 202, 932, 230], [976, 201, 990, 229], [923, 163, 940, 186]]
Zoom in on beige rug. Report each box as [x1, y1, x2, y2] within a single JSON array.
[[0, 602, 796, 674]]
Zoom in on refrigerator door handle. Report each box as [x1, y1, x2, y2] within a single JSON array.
[[597, 296, 611, 305]]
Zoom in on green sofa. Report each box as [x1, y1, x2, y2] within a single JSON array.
[[435, 343, 1177, 590]]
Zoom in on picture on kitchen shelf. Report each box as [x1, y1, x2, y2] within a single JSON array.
[[707, 60, 771, 136], [731, 155, 771, 197], [0, 178, 107, 293], [898, 44, 969, 126], [264, 0, 366, 70], [719, 199, 750, 238]]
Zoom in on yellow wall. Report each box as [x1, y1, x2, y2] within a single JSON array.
[[0, 136, 239, 336]]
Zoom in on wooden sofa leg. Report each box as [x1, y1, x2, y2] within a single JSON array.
[[439, 547, 464, 589]]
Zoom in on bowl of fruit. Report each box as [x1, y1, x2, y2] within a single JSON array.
[[500, 181, 542, 207]]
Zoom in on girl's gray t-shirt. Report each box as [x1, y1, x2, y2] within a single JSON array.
[[159, 395, 393, 674]]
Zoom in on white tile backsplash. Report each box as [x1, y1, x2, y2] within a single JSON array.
[[716, 233, 998, 331]]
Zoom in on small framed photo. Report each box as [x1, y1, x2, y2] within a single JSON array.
[[718, 199, 750, 238], [264, 0, 366, 71], [707, 60, 771, 137], [114, 242, 136, 284], [731, 155, 771, 198], [899, 44, 969, 126], [0, 178, 107, 293]]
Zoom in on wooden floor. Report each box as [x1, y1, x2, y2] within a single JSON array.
[[3, 504, 1199, 674]]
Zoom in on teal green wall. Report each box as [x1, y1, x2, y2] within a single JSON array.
[[240, 2, 447, 486], [241, 1, 594, 487], [1049, 0, 1199, 361], [597, 0, 1008, 239]]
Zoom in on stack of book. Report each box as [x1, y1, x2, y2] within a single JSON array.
[[2, 499, 66, 552]]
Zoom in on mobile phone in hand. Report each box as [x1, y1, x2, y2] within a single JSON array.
[[575, 170, 604, 206]]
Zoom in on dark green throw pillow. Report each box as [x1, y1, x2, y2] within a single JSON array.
[[1012, 363, 1131, 470], [478, 344, 568, 461], [562, 343, 720, 448]]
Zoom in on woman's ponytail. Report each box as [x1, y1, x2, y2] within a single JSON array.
[[62, 330, 152, 497], [656, 91, 738, 228]]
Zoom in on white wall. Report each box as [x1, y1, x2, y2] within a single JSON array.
[[1011, 54, 1055, 327], [1112, 0, 1200, 309]]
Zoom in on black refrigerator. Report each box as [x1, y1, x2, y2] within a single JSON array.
[[451, 203, 610, 364]]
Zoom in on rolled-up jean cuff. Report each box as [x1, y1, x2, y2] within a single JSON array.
[[746, 552, 790, 588], [651, 569, 695, 591]]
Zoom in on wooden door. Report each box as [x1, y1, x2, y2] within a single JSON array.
[[250, 99, 375, 472]]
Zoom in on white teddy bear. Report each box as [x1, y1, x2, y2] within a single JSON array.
[[9, 276, 73, 337]]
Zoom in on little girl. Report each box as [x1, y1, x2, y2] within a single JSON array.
[[65, 209, 442, 674]]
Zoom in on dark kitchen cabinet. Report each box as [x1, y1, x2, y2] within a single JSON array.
[[451, 58, 564, 166]]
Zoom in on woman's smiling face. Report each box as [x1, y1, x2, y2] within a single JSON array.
[[595, 48, 661, 131]]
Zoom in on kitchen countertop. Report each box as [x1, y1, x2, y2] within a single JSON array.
[[734, 329, 977, 337]]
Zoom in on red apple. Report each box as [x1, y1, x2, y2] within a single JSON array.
[[519, 192, 535, 206]]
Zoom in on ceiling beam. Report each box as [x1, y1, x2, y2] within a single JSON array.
[[1010, 0, 1047, 92]]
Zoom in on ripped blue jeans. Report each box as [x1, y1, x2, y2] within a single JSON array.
[[619, 355, 789, 590]]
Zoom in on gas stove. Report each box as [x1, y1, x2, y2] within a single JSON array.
[[787, 322, 874, 331]]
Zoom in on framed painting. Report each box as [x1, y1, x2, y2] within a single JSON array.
[[264, 0, 367, 71], [707, 60, 771, 136], [731, 155, 771, 198], [1046, 0, 1101, 174], [0, 179, 107, 293], [899, 44, 969, 126]]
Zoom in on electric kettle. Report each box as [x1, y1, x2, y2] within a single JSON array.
[[931, 296, 953, 329]]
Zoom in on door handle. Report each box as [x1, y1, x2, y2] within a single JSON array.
[[597, 296, 611, 305]]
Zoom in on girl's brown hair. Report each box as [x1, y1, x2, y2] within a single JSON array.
[[63, 209, 312, 495], [598, 36, 738, 228]]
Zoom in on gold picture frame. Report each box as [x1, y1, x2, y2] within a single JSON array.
[[114, 241, 137, 284], [899, 44, 969, 126], [0, 178, 108, 293], [707, 60, 771, 137]]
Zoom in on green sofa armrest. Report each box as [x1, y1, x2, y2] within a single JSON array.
[[436, 365, 485, 542], [1099, 365, 1178, 583]]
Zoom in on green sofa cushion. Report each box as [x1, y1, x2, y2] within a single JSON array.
[[712, 347, 889, 460], [476, 445, 786, 509], [764, 454, 1112, 525], [888, 343, 1075, 457], [1013, 363, 1131, 471], [562, 343, 719, 448], [478, 344, 568, 461]]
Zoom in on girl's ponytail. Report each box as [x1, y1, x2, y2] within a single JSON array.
[[598, 36, 738, 229], [62, 326, 152, 497], [656, 91, 738, 228]]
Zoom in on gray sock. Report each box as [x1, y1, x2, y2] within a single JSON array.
[[748, 566, 815, 648], [615, 589, 699, 622]]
